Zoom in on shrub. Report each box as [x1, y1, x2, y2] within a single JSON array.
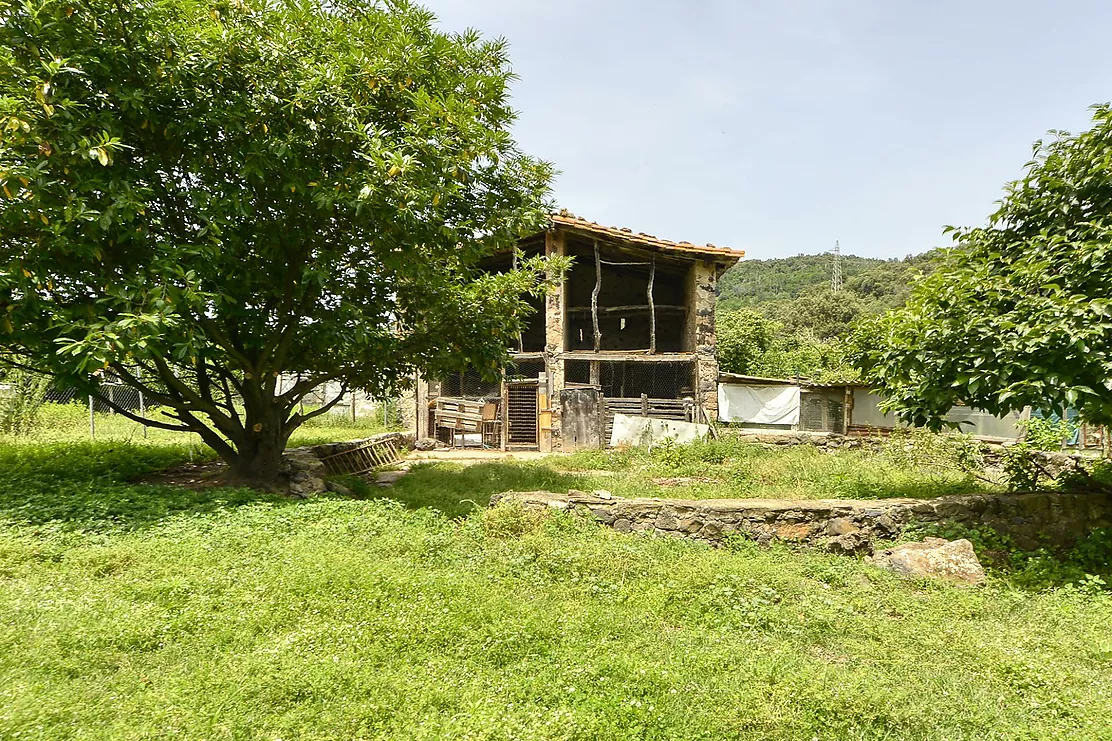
[[1017, 416, 1076, 451], [881, 427, 984, 480], [481, 500, 549, 539], [0, 367, 51, 435]]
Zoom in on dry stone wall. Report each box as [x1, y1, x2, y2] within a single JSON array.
[[491, 488, 1112, 552]]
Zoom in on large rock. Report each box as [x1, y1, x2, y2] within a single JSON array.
[[866, 538, 986, 585], [282, 448, 328, 498]]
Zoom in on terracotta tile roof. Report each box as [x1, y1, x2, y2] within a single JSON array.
[[550, 211, 743, 262]]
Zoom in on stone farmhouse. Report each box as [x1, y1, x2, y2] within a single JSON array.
[[413, 212, 743, 451]]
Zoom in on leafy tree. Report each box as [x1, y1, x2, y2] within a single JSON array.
[[716, 309, 777, 375], [717, 308, 858, 383], [764, 286, 865, 340], [856, 105, 1112, 428], [0, 0, 554, 484]]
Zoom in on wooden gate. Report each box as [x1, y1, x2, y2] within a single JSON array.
[[506, 381, 539, 447]]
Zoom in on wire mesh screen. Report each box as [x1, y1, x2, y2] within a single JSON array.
[[44, 386, 80, 405], [564, 360, 591, 385], [440, 368, 501, 399], [599, 361, 694, 400], [561, 360, 694, 400], [41, 379, 144, 411], [800, 391, 845, 433], [507, 359, 545, 381]]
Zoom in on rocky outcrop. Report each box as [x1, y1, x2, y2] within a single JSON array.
[[490, 487, 1112, 551], [867, 538, 986, 585]]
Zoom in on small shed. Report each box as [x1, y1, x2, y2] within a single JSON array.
[[717, 374, 855, 434], [718, 373, 1028, 441]]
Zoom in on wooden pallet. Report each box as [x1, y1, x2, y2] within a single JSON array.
[[319, 436, 402, 475]]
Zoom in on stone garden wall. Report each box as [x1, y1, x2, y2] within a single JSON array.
[[491, 488, 1112, 552]]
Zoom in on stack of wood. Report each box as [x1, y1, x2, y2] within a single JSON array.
[[434, 396, 500, 447]]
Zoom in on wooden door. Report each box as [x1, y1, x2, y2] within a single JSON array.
[[560, 387, 603, 451], [506, 381, 539, 447]]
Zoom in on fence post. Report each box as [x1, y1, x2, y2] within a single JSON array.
[[139, 389, 147, 439], [351, 391, 357, 425], [88, 395, 95, 439]]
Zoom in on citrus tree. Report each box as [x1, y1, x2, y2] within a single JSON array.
[[0, 0, 555, 484], [856, 105, 1112, 429]]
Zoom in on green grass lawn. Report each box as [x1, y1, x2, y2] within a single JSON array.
[[0, 436, 1110, 739], [383, 436, 993, 519]]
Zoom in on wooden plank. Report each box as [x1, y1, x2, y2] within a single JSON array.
[[566, 305, 684, 314], [561, 351, 697, 362]]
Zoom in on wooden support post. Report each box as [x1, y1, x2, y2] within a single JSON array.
[[641, 393, 649, 417], [589, 360, 600, 387], [592, 239, 602, 352], [843, 387, 852, 435], [648, 256, 656, 354], [513, 248, 523, 353], [500, 379, 509, 451]]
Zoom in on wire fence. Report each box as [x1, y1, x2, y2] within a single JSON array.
[[25, 376, 403, 439]]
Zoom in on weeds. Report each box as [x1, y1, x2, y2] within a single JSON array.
[[906, 521, 1112, 592]]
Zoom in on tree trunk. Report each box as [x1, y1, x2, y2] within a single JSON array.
[[226, 434, 289, 489], [223, 400, 295, 490]]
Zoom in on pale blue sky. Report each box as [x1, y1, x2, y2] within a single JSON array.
[[425, 1, 1112, 259]]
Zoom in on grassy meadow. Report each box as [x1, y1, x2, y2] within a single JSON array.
[[0, 414, 1109, 739], [385, 435, 993, 519]]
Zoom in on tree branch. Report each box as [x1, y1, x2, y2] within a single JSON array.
[[288, 383, 349, 426], [92, 392, 194, 433]]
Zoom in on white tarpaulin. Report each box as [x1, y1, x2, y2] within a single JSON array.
[[717, 384, 801, 425], [609, 414, 710, 448]]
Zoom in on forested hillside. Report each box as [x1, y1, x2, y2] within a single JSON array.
[[718, 252, 935, 314], [715, 250, 939, 381]]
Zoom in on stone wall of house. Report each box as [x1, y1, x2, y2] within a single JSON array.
[[491, 488, 1112, 552], [687, 259, 720, 422], [545, 229, 566, 452]]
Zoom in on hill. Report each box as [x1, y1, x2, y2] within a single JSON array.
[[718, 251, 937, 314], [714, 250, 941, 381]]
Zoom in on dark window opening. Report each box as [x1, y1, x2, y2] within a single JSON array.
[[520, 294, 546, 352], [564, 360, 591, 385], [508, 358, 545, 380], [563, 237, 688, 352]]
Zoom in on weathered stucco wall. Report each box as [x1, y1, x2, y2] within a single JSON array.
[[492, 488, 1112, 552]]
